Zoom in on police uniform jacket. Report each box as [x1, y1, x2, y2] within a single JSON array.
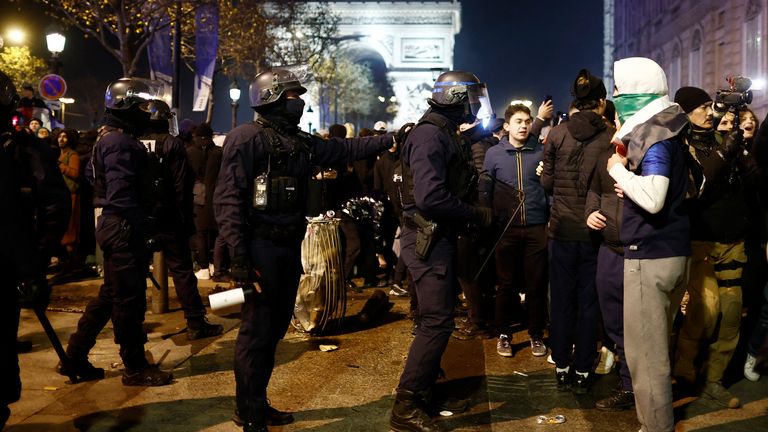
[[214, 121, 392, 257]]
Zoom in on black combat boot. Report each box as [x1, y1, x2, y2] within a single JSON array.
[[57, 357, 105, 382], [187, 317, 224, 340], [390, 388, 443, 432]]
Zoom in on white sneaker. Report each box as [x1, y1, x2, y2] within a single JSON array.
[[547, 354, 555, 365], [595, 346, 615, 375], [195, 268, 210, 280], [209, 264, 215, 275], [744, 353, 761, 382]]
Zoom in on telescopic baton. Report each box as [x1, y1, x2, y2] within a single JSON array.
[[33, 307, 79, 383], [473, 189, 525, 282]]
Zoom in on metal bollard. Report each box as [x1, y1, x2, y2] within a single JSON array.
[[151, 251, 169, 314]]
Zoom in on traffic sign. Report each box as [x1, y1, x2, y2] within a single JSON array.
[[39, 74, 67, 100]]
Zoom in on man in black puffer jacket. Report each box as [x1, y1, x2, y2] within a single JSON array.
[[540, 69, 614, 395]]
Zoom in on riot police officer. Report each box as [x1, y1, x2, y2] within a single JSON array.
[[139, 100, 223, 339], [61, 78, 173, 386], [214, 68, 394, 432], [0, 70, 70, 429], [391, 71, 494, 432]]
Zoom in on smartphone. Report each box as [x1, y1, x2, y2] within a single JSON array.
[[544, 95, 552, 103]]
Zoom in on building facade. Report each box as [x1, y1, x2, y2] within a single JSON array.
[[610, 0, 767, 114]]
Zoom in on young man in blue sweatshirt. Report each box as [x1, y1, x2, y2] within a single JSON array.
[[480, 103, 549, 358]]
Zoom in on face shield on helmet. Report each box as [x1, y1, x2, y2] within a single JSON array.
[[104, 78, 168, 111], [249, 68, 308, 108], [467, 83, 493, 122], [146, 99, 179, 136]]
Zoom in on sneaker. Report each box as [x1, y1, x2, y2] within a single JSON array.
[[530, 337, 547, 357], [57, 358, 105, 382], [744, 353, 761, 382], [572, 371, 593, 395], [122, 365, 173, 386], [596, 388, 635, 411], [556, 369, 572, 391], [595, 346, 615, 375], [496, 334, 513, 357], [701, 381, 740, 408], [389, 283, 408, 297], [187, 318, 224, 340], [195, 268, 211, 280], [452, 323, 492, 340], [547, 354, 555, 365]]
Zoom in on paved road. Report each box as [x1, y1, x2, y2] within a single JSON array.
[[5, 279, 768, 431]]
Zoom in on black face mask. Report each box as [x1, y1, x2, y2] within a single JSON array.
[[284, 98, 305, 124]]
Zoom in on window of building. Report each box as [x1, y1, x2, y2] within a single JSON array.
[[669, 44, 682, 96], [744, 1, 763, 83], [689, 30, 702, 87]]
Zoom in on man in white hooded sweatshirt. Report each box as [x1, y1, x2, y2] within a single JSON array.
[[607, 57, 691, 432]]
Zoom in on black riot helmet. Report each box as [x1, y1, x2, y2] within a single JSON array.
[[104, 77, 167, 111], [146, 99, 179, 136], [0, 70, 20, 132], [429, 71, 494, 122], [249, 68, 307, 108]]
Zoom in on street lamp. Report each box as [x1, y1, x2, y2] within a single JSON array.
[[46, 27, 66, 75], [229, 81, 241, 130], [59, 97, 74, 124], [306, 105, 314, 134], [6, 28, 26, 45]]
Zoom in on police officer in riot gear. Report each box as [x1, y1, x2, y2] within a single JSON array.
[[140, 99, 223, 340], [214, 68, 395, 432], [0, 69, 70, 429], [61, 78, 173, 386], [391, 71, 494, 432]]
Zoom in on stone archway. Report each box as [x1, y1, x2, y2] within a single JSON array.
[[303, 1, 462, 132]]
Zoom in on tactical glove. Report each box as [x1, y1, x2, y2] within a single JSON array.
[[395, 123, 416, 146], [471, 207, 493, 227], [230, 255, 253, 283], [18, 278, 51, 311]]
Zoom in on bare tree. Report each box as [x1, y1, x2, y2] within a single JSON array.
[[179, 1, 339, 122], [26, 0, 191, 77]]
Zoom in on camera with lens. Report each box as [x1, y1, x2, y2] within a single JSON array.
[[714, 75, 753, 116]]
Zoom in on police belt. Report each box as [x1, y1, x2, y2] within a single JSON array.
[[251, 222, 305, 245]]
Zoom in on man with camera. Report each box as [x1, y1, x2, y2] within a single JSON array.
[[673, 85, 760, 408]]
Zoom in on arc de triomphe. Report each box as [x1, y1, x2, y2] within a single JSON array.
[[304, 1, 461, 131]]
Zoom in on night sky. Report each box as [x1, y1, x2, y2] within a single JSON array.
[[1, 0, 604, 131]]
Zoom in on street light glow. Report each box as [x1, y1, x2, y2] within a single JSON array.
[[46, 32, 66, 54], [751, 78, 766, 91], [510, 99, 533, 107], [378, 96, 386, 103], [7, 28, 25, 44]]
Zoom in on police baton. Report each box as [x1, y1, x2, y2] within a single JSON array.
[[473, 188, 525, 282], [32, 307, 79, 383]]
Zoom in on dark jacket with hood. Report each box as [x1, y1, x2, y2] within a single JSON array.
[[541, 110, 614, 241], [585, 145, 623, 253], [186, 133, 222, 231]]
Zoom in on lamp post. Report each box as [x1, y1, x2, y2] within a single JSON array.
[[45, 27, 66, 75], [59, 97, 74, 124], [306, 105, 314, 134], [229, 81, 241, 130]]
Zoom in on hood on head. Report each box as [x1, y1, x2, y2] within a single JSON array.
[[614, 57, 668, 96], [566, 111, 607, 142]]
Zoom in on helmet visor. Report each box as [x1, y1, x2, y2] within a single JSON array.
[[468, 83, 493, 121]]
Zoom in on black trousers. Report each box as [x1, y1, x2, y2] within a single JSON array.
[[156, 231, 206, 320], [595, 244, 632, 390], [494, 224, 548, 337], [398, 227, 457, 391], [68, 214, 149, 370], [235, 237, 303, 424]]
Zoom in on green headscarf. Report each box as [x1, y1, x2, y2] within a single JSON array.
[[613, 93, 664, 124]]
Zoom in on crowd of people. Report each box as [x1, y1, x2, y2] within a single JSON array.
[[2, 55, 768, 432]]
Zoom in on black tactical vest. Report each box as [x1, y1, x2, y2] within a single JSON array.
[[251, 119, 311, 214], [399, 113, 478, 210]]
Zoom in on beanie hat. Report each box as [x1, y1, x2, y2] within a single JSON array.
[[571, 69, 607, 102], [673, 86, 712, 114], [489, 117, 504, 133]]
